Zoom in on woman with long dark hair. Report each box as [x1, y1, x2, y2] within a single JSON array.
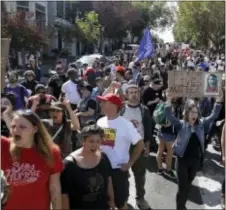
[[41, 100, 80, 158], [165, 93, 223, 210], [1, 110, 63, 209]]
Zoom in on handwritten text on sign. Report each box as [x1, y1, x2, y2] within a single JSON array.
[[168, 71, 205, 97]]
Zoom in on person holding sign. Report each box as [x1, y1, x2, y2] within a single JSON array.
[[165, 91, 223, 210], [97, 93, 144, 209]]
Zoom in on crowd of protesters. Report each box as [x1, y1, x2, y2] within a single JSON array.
[[1, 44, 225, 210]]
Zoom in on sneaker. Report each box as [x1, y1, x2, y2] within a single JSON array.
[[165, 170, 176, 179], [136, 198, 152, 210], [157, 168, 164, 175]]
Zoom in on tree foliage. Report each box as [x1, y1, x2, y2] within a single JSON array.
[[91, 1, 174, 41], [75, 11, 101, 44], [131, 2, 175, 39], [2, 9, 50, 52], [92, 1, 138, 39], [173, 1, 225, 50]]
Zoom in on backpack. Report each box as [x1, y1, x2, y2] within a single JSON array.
[[153, 103, 168, 125]]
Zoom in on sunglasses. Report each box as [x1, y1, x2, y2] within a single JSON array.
[[144, 80, 150, 83], [26, 74, 33, 77]]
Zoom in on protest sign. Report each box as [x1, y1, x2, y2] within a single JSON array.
[[1, 38, 11, 92], [168, 71, 222, 97]]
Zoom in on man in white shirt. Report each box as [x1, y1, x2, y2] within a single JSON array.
[[61, 68, 81, 110], [97, 93, 144, 209]]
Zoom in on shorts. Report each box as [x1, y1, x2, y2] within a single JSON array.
[[111, 169, 129, 208], [158, 132, 175, 142]]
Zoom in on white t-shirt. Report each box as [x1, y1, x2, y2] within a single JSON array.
[[61, 80, 81, 105], [121, 82, 129, 93], [122, 105, 144, 139], [97, 116, 141, 169]]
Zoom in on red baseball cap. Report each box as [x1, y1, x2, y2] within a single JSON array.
[[85, 67, 94, 75], [97, 93, 122, 107], [116, 65, 125, 72]]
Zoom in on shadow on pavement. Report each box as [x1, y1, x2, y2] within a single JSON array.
[[144, 153, 213, 206], [201, 149, 224, 183]]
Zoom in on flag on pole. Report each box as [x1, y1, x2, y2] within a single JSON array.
[[136, 27, 153, 62]]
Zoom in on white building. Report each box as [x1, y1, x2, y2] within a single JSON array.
[[5, 1, 48, 27], [4, 1, 48, 66], [4, 1, 79, 57]]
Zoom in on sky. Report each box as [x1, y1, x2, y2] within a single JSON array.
[[154, 28, 174, 43], [154, 2, 178, 43]]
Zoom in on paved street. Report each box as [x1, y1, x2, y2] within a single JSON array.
[[128, 144, 224, 209]]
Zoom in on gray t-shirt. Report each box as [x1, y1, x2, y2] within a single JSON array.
[[122, 105, 144, 139]]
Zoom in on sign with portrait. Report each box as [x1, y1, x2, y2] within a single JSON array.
[[168, 71, 222, 97], [204, 73, 222, 96]]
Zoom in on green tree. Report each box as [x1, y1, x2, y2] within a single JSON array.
[[75, 11, 101, 45], [173, 1, 225, 50], [130, 2, 175, 39], [92, 1, 137, 40]]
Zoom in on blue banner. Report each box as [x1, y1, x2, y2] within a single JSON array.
[[136, 27, 153, 62]]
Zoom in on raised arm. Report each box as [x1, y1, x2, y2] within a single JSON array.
[[63, 99, 80, 131], [165, 98, 182, 130], [202, 101, 222, 130]]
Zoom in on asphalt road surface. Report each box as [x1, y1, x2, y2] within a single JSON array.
[[128, 144, 224, 209]]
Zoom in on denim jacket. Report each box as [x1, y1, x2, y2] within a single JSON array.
[[165, 103, 222, 157]]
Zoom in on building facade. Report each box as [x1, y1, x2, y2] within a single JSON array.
[[5, 1, 48, 27], [4, 1, 48, 66], [47, 1, 79, 57], [5, 1, 79, 58]]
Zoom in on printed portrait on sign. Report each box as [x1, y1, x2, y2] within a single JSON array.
[[204, 73, 220, 96]]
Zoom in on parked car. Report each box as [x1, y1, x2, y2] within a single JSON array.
[[124, 44, 139, 55], [69, 54, 111, 68]]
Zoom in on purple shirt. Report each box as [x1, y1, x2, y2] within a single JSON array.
[[5, 85, 29, 110]]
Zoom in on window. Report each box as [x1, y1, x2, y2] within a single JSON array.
[[16, 1, 29, 7], [35, 3, 46, 31], [17, 7, 29, 13], [36, 11, 46, 30], [35, 3, 45, 13], [17, 1, 29, 13], [65, 1, 71, 21], [57, 1, 64, 18]]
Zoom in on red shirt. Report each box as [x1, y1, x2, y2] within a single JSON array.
[[1, 136, 63, 210]]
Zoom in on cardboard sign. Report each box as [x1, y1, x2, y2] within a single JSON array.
[[168, 71, 222, 97], [1, 38, 11, 93]]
